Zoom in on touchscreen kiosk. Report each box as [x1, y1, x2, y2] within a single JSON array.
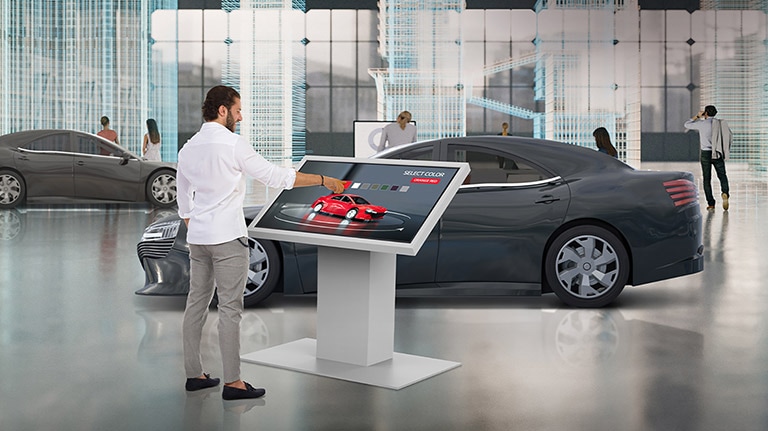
[[249, 156, 468, 256], [242, 156, 469, 390]]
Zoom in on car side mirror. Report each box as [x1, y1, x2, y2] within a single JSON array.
[[119, 153, 131, 165]]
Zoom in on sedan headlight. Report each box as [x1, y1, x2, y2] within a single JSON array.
[[141, 220, 181, 242]]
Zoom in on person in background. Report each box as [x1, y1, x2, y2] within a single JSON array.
[[593, 127, 618, 158], [142, 118, 162, 161], [178, 85, 345, 401], [97, 116, 120, 145], [377, 111, 417, 152], [684, 105, 731, 211], [498, 122, 509, 136]]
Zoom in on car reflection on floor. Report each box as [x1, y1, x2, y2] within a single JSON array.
[[133, 299, 703, 376], [0, 204, 175, 243]]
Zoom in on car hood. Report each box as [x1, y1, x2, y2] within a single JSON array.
[[142, 160, 177, 169], [362, 205, 387, 212], [244, 205, 265, 221], [149, 204, 264, 226]]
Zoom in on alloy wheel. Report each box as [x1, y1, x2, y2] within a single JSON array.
[[0, 174, 21, 205], [554, 234, 620, 300], [245, 239, 270, 298], [151, 174, 177, 205]]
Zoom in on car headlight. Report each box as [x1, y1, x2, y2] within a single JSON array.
[[141, 220, 181, 242]]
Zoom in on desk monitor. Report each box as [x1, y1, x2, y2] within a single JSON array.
[[248, 156, 470, 256]]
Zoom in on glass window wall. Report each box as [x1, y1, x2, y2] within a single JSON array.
[[5, 3, 767, 173]]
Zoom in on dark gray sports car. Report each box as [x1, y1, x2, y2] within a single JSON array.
[[0, 130, 177, 208], [136, 136, 704, 308]]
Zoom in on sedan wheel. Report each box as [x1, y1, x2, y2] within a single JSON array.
[[211, 238, 281, 308], [544, 225, 629, 308], [345, 208, 358, 220], [243, 238, 281, 307], [313, 203, 323, 213], [147, 170, 177, 208], [0, 170, 25, 209]]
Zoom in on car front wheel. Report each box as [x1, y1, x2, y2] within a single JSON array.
[[0, 170, 25, 209], [211, 238, 281, 308], [345, 208, 358, 220], [146, 170, 177, 208], [544, 225, 629, 308], [243, 238, 281, 307]]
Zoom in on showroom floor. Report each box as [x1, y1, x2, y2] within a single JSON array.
[[1, 163, 767, 431]]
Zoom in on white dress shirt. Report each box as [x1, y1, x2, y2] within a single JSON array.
[[177, 122, 296, 245], [684, 117, 713, 151]]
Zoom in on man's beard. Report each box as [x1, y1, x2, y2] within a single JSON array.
[[225, 110, 236, 132]]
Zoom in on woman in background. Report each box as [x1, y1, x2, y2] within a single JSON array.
[[377, 111, 417, 152], [142, 118, 162, 161], [97, 116, 120, 145], [593, 127, 618, 158]]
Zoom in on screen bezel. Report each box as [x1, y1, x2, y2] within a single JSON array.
[[247, 156, 470, 256]]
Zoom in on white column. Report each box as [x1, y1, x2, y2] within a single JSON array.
[[316, 247, 397, 366]]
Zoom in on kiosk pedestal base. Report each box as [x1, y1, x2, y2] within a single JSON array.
[[241, 338, 460, 390], [241, 247, 461, 390]]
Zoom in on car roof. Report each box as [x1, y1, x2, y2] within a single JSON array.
[[0, 129, 142, 159], [0, 130, 60, 147], [376, 135, 631, 178], [0, 129, 112, 147]]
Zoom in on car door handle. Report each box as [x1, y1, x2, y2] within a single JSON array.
[[535, 195, 560, 204], [76, 161, 86, 166]]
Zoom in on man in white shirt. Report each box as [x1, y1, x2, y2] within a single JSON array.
[[178, 85, 344, 400], [377, 110, 417, 152], [683, 105, 731, 211]]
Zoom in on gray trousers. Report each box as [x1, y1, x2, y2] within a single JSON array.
[[183, 238, 249, 384]]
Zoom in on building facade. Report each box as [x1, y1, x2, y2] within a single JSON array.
[[2, 1, 767, 175]]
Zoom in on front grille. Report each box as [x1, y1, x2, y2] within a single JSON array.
[[141, 221, 180, 241], [137, 239, 175, 260]]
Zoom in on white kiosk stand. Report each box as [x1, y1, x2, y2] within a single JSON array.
[[242, 157, 469, 389]]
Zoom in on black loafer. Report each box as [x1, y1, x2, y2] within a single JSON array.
[[222, 382, 266, 400], [185, 373, 220, 391]]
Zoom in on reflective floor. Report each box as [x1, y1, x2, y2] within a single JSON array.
[[1, 163, 767, 431]]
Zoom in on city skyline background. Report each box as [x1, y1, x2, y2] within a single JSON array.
[[1, 1, 766, 177]]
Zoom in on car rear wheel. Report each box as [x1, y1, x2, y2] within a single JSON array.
[[146, 170, 177, 208], [345, 208, 358, 220], [544, 225, 629, 308], [313, 203, 323, 212], [0, 170, 25, 209]]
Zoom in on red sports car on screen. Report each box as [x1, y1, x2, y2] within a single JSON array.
[[311, 193, 387, 221]]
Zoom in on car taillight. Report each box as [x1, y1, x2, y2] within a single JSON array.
[[663, 179, 697, 207]]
